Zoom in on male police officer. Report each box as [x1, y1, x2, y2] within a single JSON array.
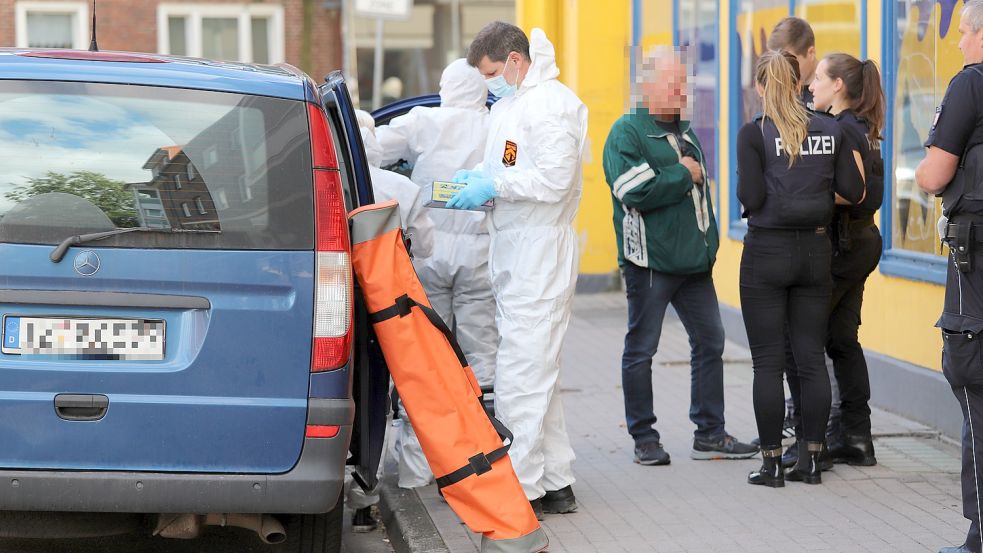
[[916, 3, 983, 552]]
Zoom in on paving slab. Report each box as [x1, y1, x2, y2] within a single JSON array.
[[401, 293, 966, 553]]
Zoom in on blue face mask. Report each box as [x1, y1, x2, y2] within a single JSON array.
[[485, 58, 517, 98]]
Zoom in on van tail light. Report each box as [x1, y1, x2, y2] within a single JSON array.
[[310, 103, 352, 372]]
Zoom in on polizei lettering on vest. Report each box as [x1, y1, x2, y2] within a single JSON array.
[[774, 135, 835, 157]]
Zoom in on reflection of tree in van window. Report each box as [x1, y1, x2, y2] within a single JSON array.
[[4, 171, 139, 228]]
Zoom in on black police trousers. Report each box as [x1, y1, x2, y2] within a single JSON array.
[[942, 248, 983, 553], [787, 224, 882, 438], [740, 227, 832, 447]]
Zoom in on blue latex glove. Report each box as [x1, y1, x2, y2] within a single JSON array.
[[446, 175, 497, 210], [452, 169, 479, 184]]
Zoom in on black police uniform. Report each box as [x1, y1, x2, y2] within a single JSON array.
[[801, 87, 816, 112], [931, 63, 983, 553], [737, 112, 864, 450], [785, 110, 884, 459]]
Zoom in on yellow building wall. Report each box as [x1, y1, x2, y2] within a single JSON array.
[[516, 0, 628, 277]]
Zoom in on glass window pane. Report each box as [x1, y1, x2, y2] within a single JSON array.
[[891, 0, 956, 256], [251, 17, 270, 64], [678, 0, 717, 182], [26, 12, 75, 49], [201, 18, 240, 61], [168, 16, 187, 56], [736, 1, 788, 127], [0, 80, 314, 250], [796, 1, 862, 58]]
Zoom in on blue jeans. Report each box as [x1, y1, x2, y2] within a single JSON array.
[[621, 263, 727, 444]]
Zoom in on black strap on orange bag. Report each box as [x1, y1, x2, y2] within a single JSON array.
[[369, 293, 513, 489]]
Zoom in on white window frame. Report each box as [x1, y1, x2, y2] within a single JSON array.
[[157, 3, 285, 64], [15, 1, 89, 50]]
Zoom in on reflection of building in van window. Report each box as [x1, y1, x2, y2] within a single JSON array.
[[138, 146, 220, 231], [136, 100, 270, 233], [128, 187, 170, 229]]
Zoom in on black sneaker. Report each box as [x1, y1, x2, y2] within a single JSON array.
[[691, 434, 759, 460], [529, 497, 544, 520], [634, 441, 671, 465], [351, 506, 377, 533], [542, 485, 578, 514]]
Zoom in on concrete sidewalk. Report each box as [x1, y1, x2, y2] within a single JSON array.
[[402, 292, 967, 553]]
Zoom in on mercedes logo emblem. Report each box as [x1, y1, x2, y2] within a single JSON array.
[[73, 250, 101, 276]]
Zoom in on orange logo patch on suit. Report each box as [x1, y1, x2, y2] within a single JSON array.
[[502, 140, 518, 167]]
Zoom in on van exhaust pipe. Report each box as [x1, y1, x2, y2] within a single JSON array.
[[154, 513, 287, 544]]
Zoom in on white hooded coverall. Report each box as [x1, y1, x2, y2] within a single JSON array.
[[477, 29, 589, 500], [375, 59, 497, 489]]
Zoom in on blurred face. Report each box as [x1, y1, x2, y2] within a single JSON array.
[[643, 58, 688, 117], [796, 46, 818, 84], [808, 59, 843, 113], [958, 11, 983, 66]]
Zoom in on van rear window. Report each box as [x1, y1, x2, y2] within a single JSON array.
[[0, 80, 314, 250]]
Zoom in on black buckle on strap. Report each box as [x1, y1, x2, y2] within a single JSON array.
[[468, 453, 492, 477], [368, 294, 416, 324], [394, 294, 412, 317]]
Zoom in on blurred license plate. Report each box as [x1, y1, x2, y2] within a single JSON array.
[[2, 316, 165, 360]]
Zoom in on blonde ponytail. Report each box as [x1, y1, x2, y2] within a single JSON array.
[[756, 50, 810, 166]]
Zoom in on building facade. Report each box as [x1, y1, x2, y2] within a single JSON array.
[[0, 0, 343, 83], [517, 0, 965, 436]]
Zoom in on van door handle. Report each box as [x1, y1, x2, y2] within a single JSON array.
[[54, 394, 109, 421]]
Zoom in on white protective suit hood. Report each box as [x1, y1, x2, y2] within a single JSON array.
[[439, 58, 487, 112], [518, 28, 561, 94]]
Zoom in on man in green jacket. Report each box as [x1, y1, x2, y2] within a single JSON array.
[[602, 48, 757, 466]]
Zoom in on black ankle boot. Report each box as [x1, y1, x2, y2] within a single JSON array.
[[781, 439, 799, 468], [831, 433, 877, 466], [786, 441, 823, 484], [748, 447, 785, 488]]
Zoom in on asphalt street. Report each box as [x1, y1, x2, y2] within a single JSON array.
[[0, 507, 393, 553]]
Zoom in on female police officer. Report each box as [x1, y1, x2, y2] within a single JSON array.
[[803, 53, 886, 466], [738, 50, 864, 487]]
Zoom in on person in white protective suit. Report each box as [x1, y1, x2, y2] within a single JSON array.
[[344, 112, 434, 533], [447, 22, 588, 519], [374, 58, 497, 490], [355, 110, 434, 259]]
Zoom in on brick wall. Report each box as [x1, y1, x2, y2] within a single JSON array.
[[0, 0, 16, 47], [0, 0, 342, 81]]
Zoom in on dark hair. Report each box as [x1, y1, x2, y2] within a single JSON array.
[[767, 17, 815, 56], [466, 21, 530, 66], [823, 53, 885, 141]]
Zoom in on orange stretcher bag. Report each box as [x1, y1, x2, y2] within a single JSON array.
[[349, 200, 547, 553]]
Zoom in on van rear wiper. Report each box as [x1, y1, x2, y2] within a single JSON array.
[[50, 227, 218, 263]]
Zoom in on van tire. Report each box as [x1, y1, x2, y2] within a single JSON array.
[[275, 501, 343, 553]]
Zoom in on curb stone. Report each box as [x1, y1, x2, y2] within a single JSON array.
[[379, 467, 451, 553]]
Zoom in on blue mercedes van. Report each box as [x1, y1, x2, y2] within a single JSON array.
[[0, 49, 389, 552]]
